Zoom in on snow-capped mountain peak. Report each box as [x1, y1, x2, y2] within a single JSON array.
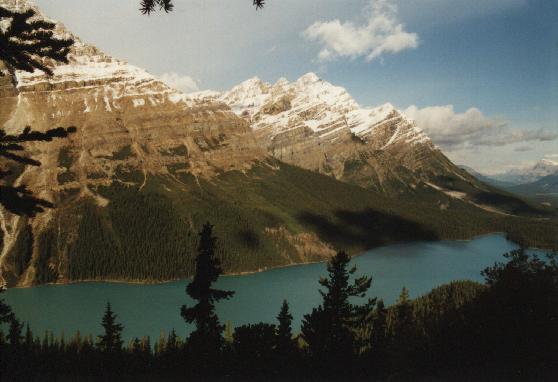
[[188, 73, 443, 191], [210, 74, 431, 152], [1, 0, 194, 113], [296, 72, 321, 84], [537, 158, 558, 168], [488, 159, 558, 185]]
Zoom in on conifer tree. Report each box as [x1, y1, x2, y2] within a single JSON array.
[[166, 329, 179, 353], [8, 317, 23, 346], [387, 287, 417, 371], [0, 288, 14, 324], [390, 287, 413, 338], [370, 299, 388, 353], [141, 336, 151, 354], [24, 323, 33, 349], [0, 6, 73, 76], [155, 332, 165, 354], [131, 337, 142, 354], [301, 251, 375, 369], [0, 5, 76, 216], [97, 302, 124, 353], [276, 299, 295, 354], [181, 223, 234, 361]]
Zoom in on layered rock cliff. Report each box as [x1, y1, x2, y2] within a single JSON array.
[[192, 73, 474, 194], [1, 0, 553, 287], [0, 0, 265, 286]]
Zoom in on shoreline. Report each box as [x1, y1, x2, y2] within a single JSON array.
[[6, 232, 519, 290]]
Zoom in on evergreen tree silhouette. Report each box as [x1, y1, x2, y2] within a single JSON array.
[[371, 299, 388, 350], [7, 317, 23, 347], [387, 287, 417, 372], [96, 302, 124, 353], [181, 222, 234, 368], [131, 337, 142, 354], [276, 299, 295, 354], [165, 328, 179, 353], [23, 323, 33, 351], [301, 251, 375, 373], [0, 5, 76, 217], [473, 249, 558, 376], [274, 299, 297, 376], [369, 299, 388, 371], [0, 6, 73, 76], [0, 287, 14, 324], [390, 287, 413, 339]]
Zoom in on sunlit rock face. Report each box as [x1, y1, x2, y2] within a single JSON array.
[[192, 73, 469, 193], [0, 0, 265, 286], [0, 0, 487, 287]]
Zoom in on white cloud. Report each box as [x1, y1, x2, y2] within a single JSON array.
[[404, 104, 558, 150], [158, 72, 199, 94], [303, 0, 418, 62]]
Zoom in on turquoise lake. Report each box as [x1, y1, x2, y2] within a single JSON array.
[[3, 234, 542, 343]]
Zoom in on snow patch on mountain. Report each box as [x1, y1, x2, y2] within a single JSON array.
[[484, 159, 558, 185], [192, 73, 431, 148]]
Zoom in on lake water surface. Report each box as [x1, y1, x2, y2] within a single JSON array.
[[4, 234, 539, 343]]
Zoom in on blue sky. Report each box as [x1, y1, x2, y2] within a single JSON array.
[[34, 0, 557, 173]]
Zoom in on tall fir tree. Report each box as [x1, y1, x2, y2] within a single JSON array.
[[389, 287, 413, 339], [301, 251, 375, 371], [387, 287, 417, 372], [166, 328, 179, 353], [130, 337, 142, 354], [181, 223, 234, 362], [24, 323, 33, 350], [97, 302, 124, 353], [0, 288, 14, 324], [369, 298, 388, 371], [8, 317, 23, 347], [276, 299, 295, 354], [371, 299, 388, 352]]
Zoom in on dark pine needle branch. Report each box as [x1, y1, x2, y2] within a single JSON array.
[[0, 6, 73, 76], [140, 0, 265, 15], [0, 126, 77, 217], [0, 5, 76, 217]]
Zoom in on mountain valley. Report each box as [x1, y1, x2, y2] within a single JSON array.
[[0, 0, 556, 287]]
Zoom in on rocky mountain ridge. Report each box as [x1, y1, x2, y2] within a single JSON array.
[[486, 159, 558, 186], [191, 73, 470, 194], [0, 0, 266, 286], [0, 0, 555, 287]]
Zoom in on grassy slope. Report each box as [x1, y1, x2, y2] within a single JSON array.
[[25, 160, 558, 284]]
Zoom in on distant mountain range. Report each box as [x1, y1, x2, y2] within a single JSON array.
[[509, 173, 558, 196], [461, 160, 558, 209], [459, 166, 517, 189], [0, 0, 556, 287], [483, 159, 558, 186]]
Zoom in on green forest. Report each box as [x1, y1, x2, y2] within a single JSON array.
[[8, 161, 557, 285], [1, 224, 557, 381]]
